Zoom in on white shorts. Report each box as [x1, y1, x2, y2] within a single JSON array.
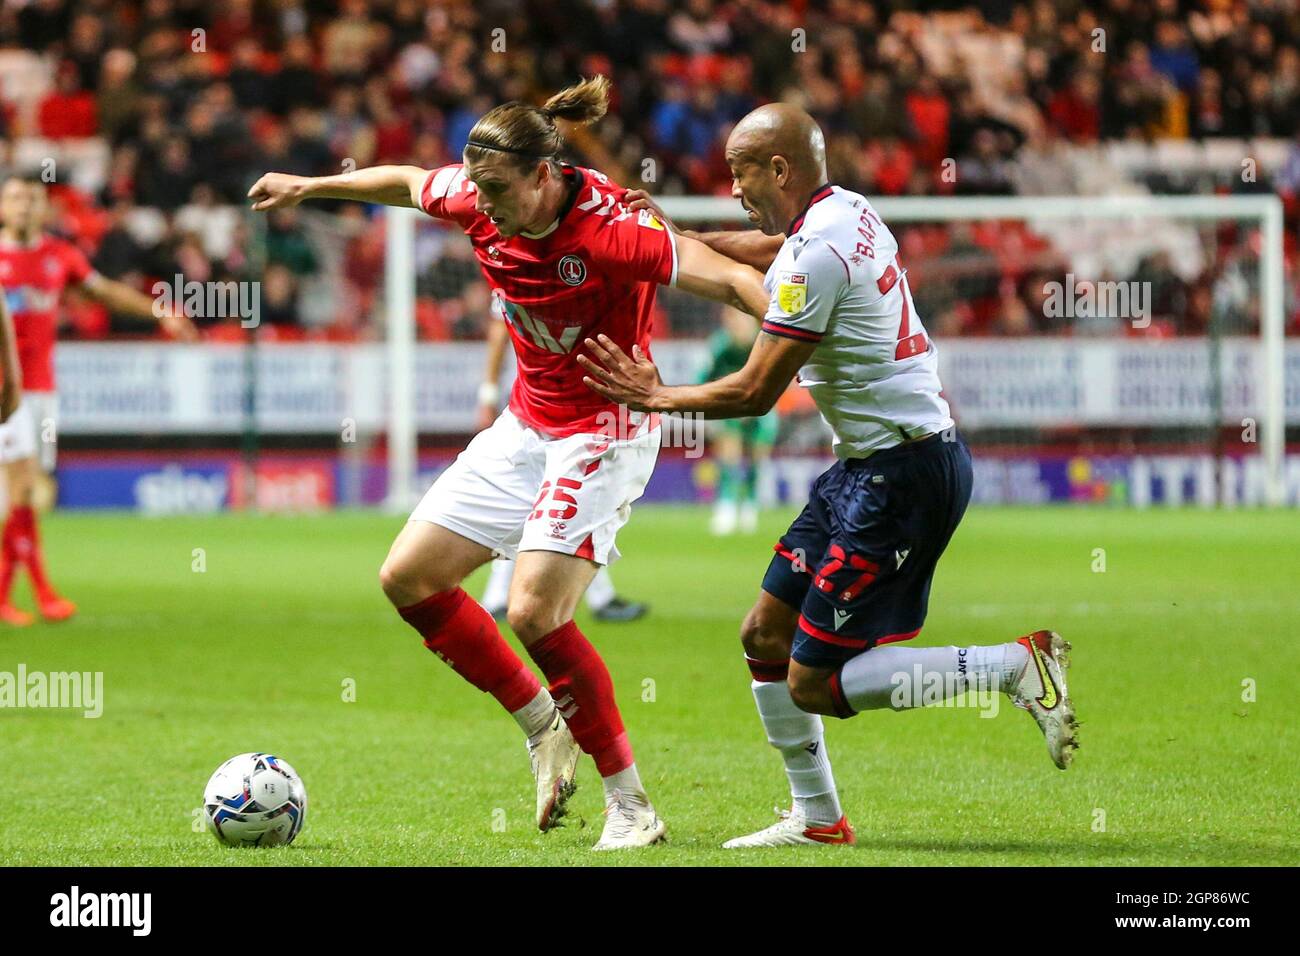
[[0, 392, 58, 470], [411, 408, 661, 565]]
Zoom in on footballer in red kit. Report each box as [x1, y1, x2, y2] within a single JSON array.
[[421, 160, 674, 438], [248, 76, 770, 849], [0, 231, 90, 395], [0, 176, 198, 627]]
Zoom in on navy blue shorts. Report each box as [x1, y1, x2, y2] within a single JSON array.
[[762, 431, 973, 670]]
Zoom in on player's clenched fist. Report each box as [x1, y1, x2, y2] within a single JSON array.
[[247, 173, 310, 211]]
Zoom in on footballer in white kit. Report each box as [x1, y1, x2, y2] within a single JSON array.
[[584, 103, 1078, 850]]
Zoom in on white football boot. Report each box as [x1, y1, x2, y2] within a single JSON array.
[[527, 709, 580, 831], [723, 806, 855, 849], [1009, 630, 1078, 770], [592, 789, 666, 850]]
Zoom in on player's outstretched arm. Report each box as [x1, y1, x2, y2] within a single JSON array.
[[0, 293, 21, 422], [80, 274, 200, 341], [684, 229, 785, 273], [248, 166, 431, 212], [624, 189, 784, 272], [674, 234, 771, 319], [579, 330, 813, 419]]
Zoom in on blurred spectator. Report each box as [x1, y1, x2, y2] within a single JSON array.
[[263, 208, 318, 278], [97, 49, 143, 144], [38, 61, 97, 138], [275, 34, 324, 115], [453, 281, 492, 341], [1048, 70, 1101, 143], [175, 184, 240, 262], [1190, 68, 1227, 138], [91, 199, 148, 283], [257, 262, 303, 331], [365, 79, 413, 164], [136, 137, 194, 210], [904, 74, 949, 169], [326, 85, 375, 167], [668, 0, 731, 56], [228, 38, 275, 112], [286, 107, 334, 177], [1149, 21, 1200, 93], [66, 10, 107, 91], [1133, 251, 1188, 331], [866, 136, 915, 196], [956, 130, 1016, 195], [322, 0, 378, 84], [209, 0, 259, 54]]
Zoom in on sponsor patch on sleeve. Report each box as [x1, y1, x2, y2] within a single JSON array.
[[428, 166, 468, 201], [637, 208, 666, 230], [776, 271, 808, 313]]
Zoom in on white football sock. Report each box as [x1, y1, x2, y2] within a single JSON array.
[[1004, 639, 1031, 685], [602, 763, 648, 805], [839, 642, 1029, 712], [584, 567, 616, 611], [512, 686, 557, 741], [481, 558, 513, 611], [752, 678, 842, 825]]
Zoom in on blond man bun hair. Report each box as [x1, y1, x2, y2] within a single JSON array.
[[466, 76, 610, 167]]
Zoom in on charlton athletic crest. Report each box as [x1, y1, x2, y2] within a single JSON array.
[[557, 255, 586, 286]]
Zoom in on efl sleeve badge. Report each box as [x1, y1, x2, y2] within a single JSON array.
[[776, 272, 808, 314]]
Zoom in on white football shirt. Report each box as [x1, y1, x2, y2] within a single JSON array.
[[760, 184, 954, 458]]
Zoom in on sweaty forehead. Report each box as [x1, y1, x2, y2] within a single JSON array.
[[463, 154, 517, 183], [725, 133, 763, 168], [733, 111, 788, 165]]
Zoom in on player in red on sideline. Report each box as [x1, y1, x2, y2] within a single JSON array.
[[0, 175, 198, 626], [0, 292, 22, 439], [248, 76, 770, 849]]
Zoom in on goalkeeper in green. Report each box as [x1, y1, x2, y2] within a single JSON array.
[[703, 306, 781, 534]]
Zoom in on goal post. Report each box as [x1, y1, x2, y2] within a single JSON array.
[[384, 205, 417, 511], [385, 193, 1289, 508]]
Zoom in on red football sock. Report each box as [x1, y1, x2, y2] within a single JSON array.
[[0, 508, 17, 605], [526, 620, 634, 776], [398, 587, 541, 713], [6, 506, 57, 603], [0, 551, 16, 606]]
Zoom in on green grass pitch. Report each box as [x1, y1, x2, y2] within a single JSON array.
[[1, 505, 1295, 866]]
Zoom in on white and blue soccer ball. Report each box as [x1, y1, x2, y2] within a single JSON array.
[[203, 752, 307, 847]]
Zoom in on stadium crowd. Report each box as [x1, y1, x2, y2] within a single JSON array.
[[0, 0, 1296, 341]]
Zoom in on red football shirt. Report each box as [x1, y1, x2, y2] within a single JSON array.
[[419, 163, 678, 437], [0, 235, 94, 392]]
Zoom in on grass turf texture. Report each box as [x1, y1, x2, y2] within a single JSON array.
[[1, 506, 1295, 867]]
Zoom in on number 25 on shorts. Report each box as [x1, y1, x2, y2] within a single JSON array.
[[530, 478, 583, 521]]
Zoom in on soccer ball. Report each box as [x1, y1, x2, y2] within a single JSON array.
[[203, 752, 307, 847]]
